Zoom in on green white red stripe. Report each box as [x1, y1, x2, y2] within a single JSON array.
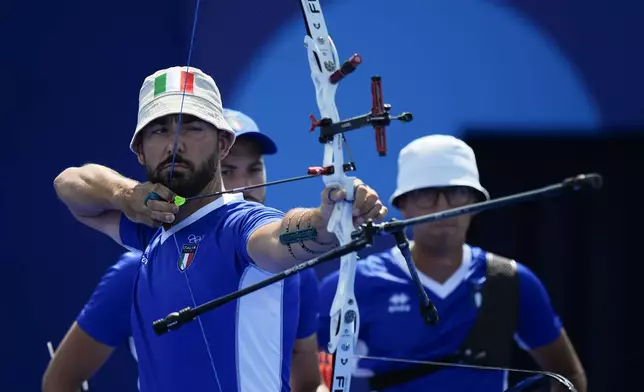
[[178, 250, 195, 271], [154, 70, 195, 96]]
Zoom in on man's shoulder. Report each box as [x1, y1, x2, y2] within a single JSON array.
[[357, 248, 409, 281], [320, 247, 408, 292], [101, 251, 142, 284], [115, 250, 142, 267], [471, 245, 545, 288], [215, 196, 284, 220]]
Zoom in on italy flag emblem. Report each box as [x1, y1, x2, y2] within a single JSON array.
[[177, 244, 198, 272]]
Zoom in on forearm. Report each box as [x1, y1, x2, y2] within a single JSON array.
[[42, 362, 87, 392], [552, 371, 587, 392], [42, 375, 84, 392], [279, 207, 338, 261], [54, 163, 138, 217], [290, 336, 329, 392], [249, 208, 338, 272]]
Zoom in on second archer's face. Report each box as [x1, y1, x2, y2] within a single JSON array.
[[398, 186, 480, 252], [135, 114, 233, 197], [221, 137, 267, 204]]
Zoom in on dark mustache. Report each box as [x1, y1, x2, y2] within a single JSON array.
[[157, 156, 194, 171]]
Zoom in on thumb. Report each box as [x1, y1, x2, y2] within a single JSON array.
[[322, 186, 346, 204]]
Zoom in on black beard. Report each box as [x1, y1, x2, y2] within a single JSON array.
[[147, 153, 218, 198]]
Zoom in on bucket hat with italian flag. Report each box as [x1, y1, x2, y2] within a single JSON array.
[[130, 66, 235, 153]]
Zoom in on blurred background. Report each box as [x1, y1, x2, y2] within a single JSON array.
[[1, 0, 641, 390]]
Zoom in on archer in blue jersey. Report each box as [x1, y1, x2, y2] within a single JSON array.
[[53, 66, 385, 392], [44, 107, 325, 392], [317, 135, 587, 392], [43, 251, 320, 391]]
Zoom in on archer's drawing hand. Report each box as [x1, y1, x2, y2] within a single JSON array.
[[319, 178, 388, 227], [118, 182, 179, 227]]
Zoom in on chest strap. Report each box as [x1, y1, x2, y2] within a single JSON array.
[[368, 252, 519, 391]]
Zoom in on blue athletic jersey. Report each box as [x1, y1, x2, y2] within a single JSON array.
[[76, 257, 317, 347], [120, 193, 298, 392], [317, 244, 563, 392], [296, 268, 319, 339], [75, 231, 319, 390], [76, 251, 141, 347]]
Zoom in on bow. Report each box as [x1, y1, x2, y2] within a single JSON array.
[[299, 1, 417, 390], [300, 1, 361, 390]]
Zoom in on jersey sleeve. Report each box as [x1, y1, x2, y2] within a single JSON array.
[[76, 251, 141, 347], [226, 202, 285, 267], [296, 269, 320, 339], [515, 263, 563, 350], [119, 213, 157, 251], [317, 271, 339, 349]]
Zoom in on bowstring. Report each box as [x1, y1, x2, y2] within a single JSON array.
[[355, 355, 576, 391], [164, 0, 224, 390], [167, 0, 201, 184]]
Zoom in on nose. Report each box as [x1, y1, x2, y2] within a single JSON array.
[[165, 130, 185, 155], [435, 192, 450, 210]]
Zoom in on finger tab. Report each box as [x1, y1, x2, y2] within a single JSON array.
[[144, 192, 163, 206], [153, 184, 175, 201]]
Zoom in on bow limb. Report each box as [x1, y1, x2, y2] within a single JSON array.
[[300, 2, 359, 391]]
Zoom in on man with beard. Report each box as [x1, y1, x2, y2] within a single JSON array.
[[317, 135, 586, 392], [43, 107, 327, 391], [53, 66, 384, 392]]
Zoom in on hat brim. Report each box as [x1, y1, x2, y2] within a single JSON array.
[[236, 131, 278, 155], [130, 93, 235, 153]]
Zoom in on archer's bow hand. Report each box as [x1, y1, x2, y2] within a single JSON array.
[[318, 179, 388, 227]]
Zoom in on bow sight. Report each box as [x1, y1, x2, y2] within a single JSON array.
[[308, 54, 413, 158]]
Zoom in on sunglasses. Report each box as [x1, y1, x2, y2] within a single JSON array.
[[406, 186, 479, 209]]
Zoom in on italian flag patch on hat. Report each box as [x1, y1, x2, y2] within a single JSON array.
[[154, 70, 195, 96]]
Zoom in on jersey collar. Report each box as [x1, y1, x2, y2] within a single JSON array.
[[160, 193, 244, 244], [391, 243, 472, 299]]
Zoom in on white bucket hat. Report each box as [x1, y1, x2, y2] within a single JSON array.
[[130, 66, 235, 153], [390, 134, 490, 207]]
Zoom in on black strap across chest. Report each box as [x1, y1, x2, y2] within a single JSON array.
[[368, 252, 519, 391]]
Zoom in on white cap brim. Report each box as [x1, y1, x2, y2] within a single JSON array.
[[130, 93, 236, 153]]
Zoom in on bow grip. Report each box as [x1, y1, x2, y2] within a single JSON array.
[[325, 176, 357, 239]]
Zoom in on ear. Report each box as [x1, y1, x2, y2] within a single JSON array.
[[396, 197, 412, 219], [218, 131, 234, 160], [470, 193, 485, 217], [135, 143, 146, 166]]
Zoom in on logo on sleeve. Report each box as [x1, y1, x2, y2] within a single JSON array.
[[177, 243, 199, 272], [142, 236, 161, 265]]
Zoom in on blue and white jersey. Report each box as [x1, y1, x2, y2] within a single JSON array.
[[120, 193, 298, 392], [76, 237, 320, 391], [318, 244, 563, 391]]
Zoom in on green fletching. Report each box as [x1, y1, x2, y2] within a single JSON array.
[[174, 196, 186, 206]]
